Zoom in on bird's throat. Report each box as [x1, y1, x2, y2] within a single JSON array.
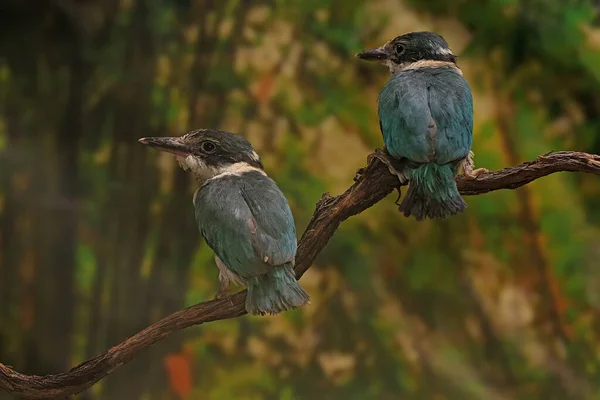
[[391, 60, 461, 75], [177, 156, 265, 183], [177, 155, 218, 183]]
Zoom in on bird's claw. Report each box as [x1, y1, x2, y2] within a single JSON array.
[[461, 151, 489, 180], [213, 290, 228, 300], [214, 280, 231, 300], [213, 291, 235, 307], [394, 188, 402, 205], [369, 149, 408, 185], [463, 167, 489, 180]]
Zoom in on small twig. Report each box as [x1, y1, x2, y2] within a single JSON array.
[[1, 150, 599, 399]]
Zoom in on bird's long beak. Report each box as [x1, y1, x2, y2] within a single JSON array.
[[355, 46, 388, 61], [138, 136, 191, 157]]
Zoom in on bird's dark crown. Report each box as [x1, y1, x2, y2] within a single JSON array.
[[180, 129, 263, 169], [356, 31, 457, 70]]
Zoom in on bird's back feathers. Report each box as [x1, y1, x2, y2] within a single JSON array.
[[378, 66, 473, 165], [194, 171, 297, 278]]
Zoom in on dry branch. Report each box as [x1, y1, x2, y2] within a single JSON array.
[[1, 150, 599, 399]]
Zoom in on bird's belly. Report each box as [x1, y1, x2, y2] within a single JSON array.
[[378, 69, 473, 165], [215, 256, 247, 285]]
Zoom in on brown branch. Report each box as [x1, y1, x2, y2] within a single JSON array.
[[1, 150, 599, 399]]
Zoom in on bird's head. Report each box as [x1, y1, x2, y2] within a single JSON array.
[[139, 129, 263, 182], [356, 31, 456, 74]]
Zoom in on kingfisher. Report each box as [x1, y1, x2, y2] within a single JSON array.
[[139, 129, 310, 315], [356, 31, 487, 220]]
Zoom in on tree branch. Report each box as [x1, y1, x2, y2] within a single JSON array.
[[1, 150, 599, 399]]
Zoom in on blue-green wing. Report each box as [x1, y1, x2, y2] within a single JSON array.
[[379, 72, 435, 162], [378, 68, 473, 165], [194, 172, 296, 279], [240, 174, 297, 266], [428, 69, 473, 164]]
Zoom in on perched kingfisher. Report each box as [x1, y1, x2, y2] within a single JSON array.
[[356, 31, 487, 220], [139, 129, 310, 315]]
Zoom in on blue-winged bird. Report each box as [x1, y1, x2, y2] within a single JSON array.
[[139, 129, 309, 315], [356, 31, 487, 220]]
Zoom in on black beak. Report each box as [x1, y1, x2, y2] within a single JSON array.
[[355, 47, 388, 61], [138, 136, 191, 157]]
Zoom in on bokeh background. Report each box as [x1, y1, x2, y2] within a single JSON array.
[[1, 0, 600, 399]]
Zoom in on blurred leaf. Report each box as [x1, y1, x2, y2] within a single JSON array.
[[164, 352, 193, 399]]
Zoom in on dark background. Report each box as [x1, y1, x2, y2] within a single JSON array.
[[1, 0, 600, 399]]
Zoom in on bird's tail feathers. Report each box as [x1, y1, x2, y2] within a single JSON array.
[[399, 162, 466, 221], [246, 263, 310, 315]]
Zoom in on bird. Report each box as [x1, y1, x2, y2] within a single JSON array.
[[356, 31, 488, 221], [139, 129, 310, 315]]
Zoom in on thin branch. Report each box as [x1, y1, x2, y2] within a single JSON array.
[[1, 150, 599, 399]]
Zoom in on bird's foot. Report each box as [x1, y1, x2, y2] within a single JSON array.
[[463, 164, 490, 181], [461, 151, 489, 180], [369, 148, 409, 185], [213, 290, 228, 300], [213, 280, 231, 300], [213, 288, 236, 307], [463, 167, 489, 180]]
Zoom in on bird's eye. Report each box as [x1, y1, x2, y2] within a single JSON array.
[[395, 44, 405, 55], [201, 141, 216, 153]]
